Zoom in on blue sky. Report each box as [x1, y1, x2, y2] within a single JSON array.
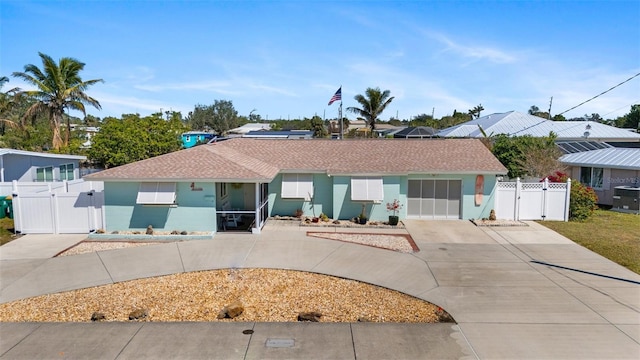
[[2, 0, 639, 121]]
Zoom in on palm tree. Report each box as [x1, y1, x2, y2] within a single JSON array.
[[346, 87, 394, 134], [12, 53, 103, 150], [0, 76, 22, 135]]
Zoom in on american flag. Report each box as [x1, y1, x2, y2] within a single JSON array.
[[328, 87, 342, 105]]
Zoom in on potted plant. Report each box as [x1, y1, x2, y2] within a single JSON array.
[[386, 199, 402, 226], [358, 204, 368, 225]]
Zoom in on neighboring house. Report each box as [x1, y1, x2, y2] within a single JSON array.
[[242, 130, 314, 139], [560, 147, 640, 206], [394, 126, 437, 139], [181, 131, 216, 148], [228, 123, 272, 135], [85, 138, 507, 234], [0, 149, 86, 183], [437, 111, 640, 143]]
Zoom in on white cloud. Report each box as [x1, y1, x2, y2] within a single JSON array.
[[426, 32, 518, 64]]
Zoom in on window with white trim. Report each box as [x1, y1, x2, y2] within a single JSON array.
[[351, 177, 384, 202], [136, 182, 177, 205], [36, 166, 54, 182], [580, 167, 603, 189], [59, 163, 74, 181], [281, 174, 314, 200]]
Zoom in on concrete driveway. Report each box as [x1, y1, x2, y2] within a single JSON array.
[[1, 221, 639, 359]]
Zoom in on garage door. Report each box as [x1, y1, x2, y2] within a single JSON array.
[[407, 180, 461, 219]]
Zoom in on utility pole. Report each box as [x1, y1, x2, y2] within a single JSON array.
[[548, 97, 553, 120]]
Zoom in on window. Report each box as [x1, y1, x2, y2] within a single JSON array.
[[136, 182, 176, 205], [281, 174, 314, 200], [351, 177, 384, 202], [36, 166, 54, 182], [59, 163, 74, 181], [580, 167, 603, 189], [219, 183, 227, 198]]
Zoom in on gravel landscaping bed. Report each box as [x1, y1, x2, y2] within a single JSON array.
[[1, 234, 448, 323], [0, 269, 445, 323]]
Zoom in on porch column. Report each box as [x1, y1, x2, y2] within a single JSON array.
[[252, 182, 261, 234]]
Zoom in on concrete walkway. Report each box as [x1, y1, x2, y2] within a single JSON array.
[[1, 221, 639, 359]]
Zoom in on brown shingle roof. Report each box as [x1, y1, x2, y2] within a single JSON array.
[[86, 138, 507, 181]]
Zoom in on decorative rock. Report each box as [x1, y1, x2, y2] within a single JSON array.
[[435, 307, 455, 323], [91, 312, 105, 322], [95, 229, 105, 234], [133, 231, 141, 235], [180, 231, 188, 235], [357, 316, 371, 322], [332, 220, 341, 225], [489, 209, 497, 221], [297, 311, 322, 322], [170, 230, 179, 235], [217, 301, 244, 319], [129, 308, 148, 320], [146, 225, 154, 235], [111, 231, 119, 234]]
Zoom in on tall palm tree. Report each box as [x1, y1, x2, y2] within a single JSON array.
[[346, 87, 394, 134], [12, 53, 103, 150]]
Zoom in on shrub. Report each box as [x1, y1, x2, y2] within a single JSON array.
[[544, 171, 598, 221], [569, 181, 598, 221]]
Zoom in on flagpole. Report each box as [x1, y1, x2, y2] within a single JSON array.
[[339, 85, 343, 140]]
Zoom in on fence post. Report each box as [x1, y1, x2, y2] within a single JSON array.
[[564, 178, 572, 222], [514, 177, 521, 220], [541, 178, 549, 221]]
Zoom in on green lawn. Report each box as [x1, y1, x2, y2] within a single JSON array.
[[0, 218, 17, 246], [537, 209, 640, 275]]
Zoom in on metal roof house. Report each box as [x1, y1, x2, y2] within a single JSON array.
[[560, 147, 640, 206], [242, 130, 314, 139], [437, 111, 640, 143], [0, 149, 86, 183], [86, 138, 507, 234]]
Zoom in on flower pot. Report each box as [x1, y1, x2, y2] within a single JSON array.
[[388, 215, 399, 226], [358, 217, 367, 225]]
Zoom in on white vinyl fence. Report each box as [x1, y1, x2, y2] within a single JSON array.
[[7, 180, 104, 234], [495, 178, 571, 221]]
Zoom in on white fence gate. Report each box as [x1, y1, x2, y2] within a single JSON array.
[[8, 180, 104, 234], [495, 178, 571, 221]]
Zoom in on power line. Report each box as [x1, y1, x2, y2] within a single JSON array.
[[558, 72, 640, 115], [602, 99, 640, 117]]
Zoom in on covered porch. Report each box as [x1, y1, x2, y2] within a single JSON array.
[[216, 182, 269, 234]]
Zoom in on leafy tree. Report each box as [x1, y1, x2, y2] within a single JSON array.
[[409, 113, 438, 128], [12, 53, 103, 150], [186, 100, 238, 135], [88, 113, 186, 168], [552, 114, 566, 121], [491, 134, 563, 179], [616, 104, 640, 130], [346, 87, 394, 133], [439, 110, 471, 128]]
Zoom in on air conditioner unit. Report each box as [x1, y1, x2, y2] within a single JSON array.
[[612, 186, 640, 214]]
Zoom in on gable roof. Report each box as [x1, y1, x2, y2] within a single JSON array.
[[86, 138, 507, 182], [0, 148, 86, 161], [560, 148, 640, 170], [437, 111, 640, 141]]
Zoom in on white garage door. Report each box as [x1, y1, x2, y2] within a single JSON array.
[[407, 179, 461, 219]]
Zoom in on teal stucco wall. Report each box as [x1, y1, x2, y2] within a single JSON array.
[[332, 176, 404, 221], [269, 173, 333, 218], [104, 182, 217, 232]]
